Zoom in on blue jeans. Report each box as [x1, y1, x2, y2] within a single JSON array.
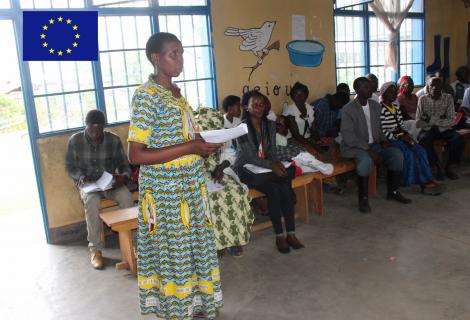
[[353, 143, 404, 177]]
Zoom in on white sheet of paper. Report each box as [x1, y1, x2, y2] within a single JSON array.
[[292, 14, 306, 40], [243, 162, 291, 174], [205, 178, 224, 193], [200, 123, 248, 143], [81, 171, 113, 193]]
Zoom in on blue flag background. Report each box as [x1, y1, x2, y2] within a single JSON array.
[[23, 11, 98, 61]]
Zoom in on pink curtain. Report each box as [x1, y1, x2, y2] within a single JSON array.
[[369, 0, 414, 72]]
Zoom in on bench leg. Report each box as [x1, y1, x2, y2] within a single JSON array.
[[309, 179, 324, 216], [369, 165, 377, 196], [117, 230, 137, 274], [294, 186, 309, 224]]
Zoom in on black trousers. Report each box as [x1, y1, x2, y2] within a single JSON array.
[[418, 128, 464, 166], [240, 166, 296, 234]]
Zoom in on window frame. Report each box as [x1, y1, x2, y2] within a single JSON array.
[[3, 0, 217, 137], [333, 1, 425, 88]]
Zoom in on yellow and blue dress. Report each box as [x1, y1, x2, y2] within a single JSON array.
[[128, 78, 223, 319]]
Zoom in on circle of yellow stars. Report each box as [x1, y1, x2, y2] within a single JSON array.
[[40, 16, 80, 56]]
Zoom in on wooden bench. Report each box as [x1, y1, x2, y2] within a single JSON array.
[[99, 174, 316, 272], [99, 160, 377, 273], [100, 207, 138, 274], [433, 128, 470, 163], [100, 191, 139, 210], [308, 159, 376, 216]]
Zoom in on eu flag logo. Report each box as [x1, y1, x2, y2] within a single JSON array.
[[23, 11, 98, 61]]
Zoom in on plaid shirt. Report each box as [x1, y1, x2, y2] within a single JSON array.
[[416, 93, 455, 132], [313, 96, 340, 137], [65, 130, 131, 181]]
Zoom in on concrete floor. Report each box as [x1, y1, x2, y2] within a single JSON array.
[[2, 168, 470, 320]]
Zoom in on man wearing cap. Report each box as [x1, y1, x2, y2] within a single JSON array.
[[66, 109, 133, 269]]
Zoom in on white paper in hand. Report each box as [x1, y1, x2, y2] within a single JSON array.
[[81, 171, 114, 193], [200, 123, 248, 143]]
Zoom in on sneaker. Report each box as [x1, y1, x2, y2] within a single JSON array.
[[90, 250, 104, 269]]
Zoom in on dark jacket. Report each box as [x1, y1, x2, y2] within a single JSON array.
[[340, 98, 386, 158], [233, 119, 278, 174]]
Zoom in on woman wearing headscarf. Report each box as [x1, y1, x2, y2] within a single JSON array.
[[397, 76, 421, 141], [379, 81, 441, 195]]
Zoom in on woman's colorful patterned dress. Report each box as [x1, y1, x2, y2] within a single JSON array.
[[128, 78, 223, 319]]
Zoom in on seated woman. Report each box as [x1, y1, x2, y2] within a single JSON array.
[[195, 107, 254, 257], [379, 82, 441, 195], [235, 91, 304, 254], [397, 76, 418, 120], [397, 76, 421, 141], [282, 82, 321, 156]]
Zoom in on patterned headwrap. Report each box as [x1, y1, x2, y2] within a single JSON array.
[[379, 81, 397, 102], [398, 76, 413, 95]]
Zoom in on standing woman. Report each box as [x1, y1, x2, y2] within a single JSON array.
[[235, 90, 304, 254], [128, 32, 223, 319], [379, 82, 440, 194]]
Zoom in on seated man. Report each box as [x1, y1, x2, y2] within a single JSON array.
[[416, 76, 465, 180], [313, 92, 349, 139], [341, 77, 411, 213], [66, 110, 133, 269]]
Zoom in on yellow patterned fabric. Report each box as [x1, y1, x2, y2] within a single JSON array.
[[129, 77, 222, 319]]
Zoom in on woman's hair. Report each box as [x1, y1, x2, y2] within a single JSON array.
[[85, 109, 106, 126], [289, 81, 309, 99], [222, 95, 240, 112], [241, 90, 271, 150], [145, 32, 180, 65]]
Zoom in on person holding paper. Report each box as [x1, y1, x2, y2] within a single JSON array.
[[127, 33, 223, 319], [65, 109, 133, 270], [234, 90, 304, 254]]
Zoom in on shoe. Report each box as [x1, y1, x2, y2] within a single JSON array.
[[445, 169, 459, 180], [435, 170, 445, 181], [226, 246, 243, 258], [286, 234, 305, 249], [359, 197, 372, 213], [387, 191, 412, 204], [90, 250, 104, 269], [421, 184, 443, 196], [276, 237, 290, 254]]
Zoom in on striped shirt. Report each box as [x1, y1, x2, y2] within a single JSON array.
[[380, 102, 404, 141]]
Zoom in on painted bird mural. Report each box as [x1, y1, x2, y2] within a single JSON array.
[[224, 21, 276, 64]]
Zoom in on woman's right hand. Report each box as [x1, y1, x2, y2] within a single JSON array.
[[190, 139, 223, 156], [272, 161, 287, 177]]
